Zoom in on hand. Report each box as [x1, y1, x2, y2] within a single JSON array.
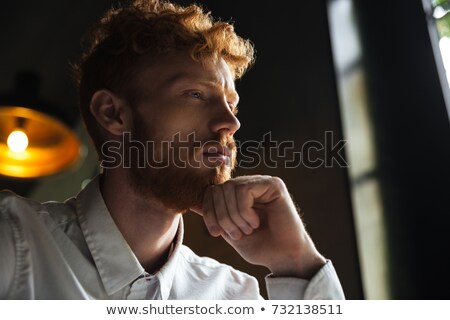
[[191, 175, 326, 279]]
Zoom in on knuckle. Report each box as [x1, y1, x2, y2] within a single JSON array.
[[211, 184, 221, 194], [271, 176, 286, 188], [217, 215, 231, 225], [235, 184, 247, 195], [237, 220, 249, 229], [222, 181, 234, 195], [223, 179, 234, 187], [229, 211, 243, 223]]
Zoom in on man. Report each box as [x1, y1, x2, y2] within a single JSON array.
[[0, 0, 344, 299]]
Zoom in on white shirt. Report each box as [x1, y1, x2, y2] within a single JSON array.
[[0, 176, 345, 299]]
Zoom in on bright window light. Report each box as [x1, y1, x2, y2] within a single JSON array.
[[439, 37, 450, 86]]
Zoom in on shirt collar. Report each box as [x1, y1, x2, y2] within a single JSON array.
[[76, 175, 144, 295], [75, 175, 184, 297], [154, 216, 183, 300]]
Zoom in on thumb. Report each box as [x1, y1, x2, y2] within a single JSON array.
[[189, 205, 204, 216]]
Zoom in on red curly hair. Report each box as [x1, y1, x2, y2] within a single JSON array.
[[73, 0, 255, 155]]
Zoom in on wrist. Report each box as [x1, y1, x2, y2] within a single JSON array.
[[269, 253, 327, 280]]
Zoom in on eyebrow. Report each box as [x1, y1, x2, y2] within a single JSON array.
[[161, 72, 191, 87], [163, 72, 240, 104]]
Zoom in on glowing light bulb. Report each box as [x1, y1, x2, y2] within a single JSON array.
[[7, 130, 29, 153]]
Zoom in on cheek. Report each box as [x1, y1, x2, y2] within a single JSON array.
[[158, 110, 208, 140], [137, 96, 212, 141]]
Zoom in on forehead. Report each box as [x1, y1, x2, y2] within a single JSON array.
[[136, 51, 236, 92]]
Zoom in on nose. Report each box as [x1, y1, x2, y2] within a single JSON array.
[[209, 101, 241, 136]]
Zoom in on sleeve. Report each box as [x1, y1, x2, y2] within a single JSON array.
[[0, 202, 16, 299], [265, 260, 345, 300]]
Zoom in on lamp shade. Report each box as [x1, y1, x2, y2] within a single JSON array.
[[0, 106, 81, 178]]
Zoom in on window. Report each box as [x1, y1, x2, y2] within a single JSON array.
[[327, 0, 389, 299], [424, 0, 450, 119]]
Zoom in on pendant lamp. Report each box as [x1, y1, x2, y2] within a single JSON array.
[[0, 71, 82, 178]]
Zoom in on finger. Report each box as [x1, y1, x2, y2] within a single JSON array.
[[235, 183, 261, 229], [247, 176, 286, 204], [202, 186, 222, 237], [189, 205, 203, 216], [222, 181, 253, 235], [211, 185, 243, 240]]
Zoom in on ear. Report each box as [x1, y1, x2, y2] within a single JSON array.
[[89, 90, 131, 136]]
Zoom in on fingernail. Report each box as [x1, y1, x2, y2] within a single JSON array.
[[209, 226, 220, 236], [230, 230, 241, 240]]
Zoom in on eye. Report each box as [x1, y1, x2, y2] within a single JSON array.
[[188, 91, 203, 99]]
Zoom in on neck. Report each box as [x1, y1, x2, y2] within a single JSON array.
[[99, 169, 181, 274]]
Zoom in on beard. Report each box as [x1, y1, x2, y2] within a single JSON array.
[[127, 115, 236, 212]]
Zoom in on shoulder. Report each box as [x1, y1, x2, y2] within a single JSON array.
[[0, 190, 78, 298], [0, 190, 77, 231], [176, 245, 260, 299], [0, 190, 42, 221], [0, 190, 37, 298]]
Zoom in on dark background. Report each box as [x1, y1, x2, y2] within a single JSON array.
[[1, 0, 449, 299]]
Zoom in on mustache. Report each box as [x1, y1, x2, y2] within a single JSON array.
[[218, 135, 236, 152]]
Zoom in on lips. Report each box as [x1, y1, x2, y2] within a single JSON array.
[[201, 143, 232, 166], [202, 144, 232, 157]]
